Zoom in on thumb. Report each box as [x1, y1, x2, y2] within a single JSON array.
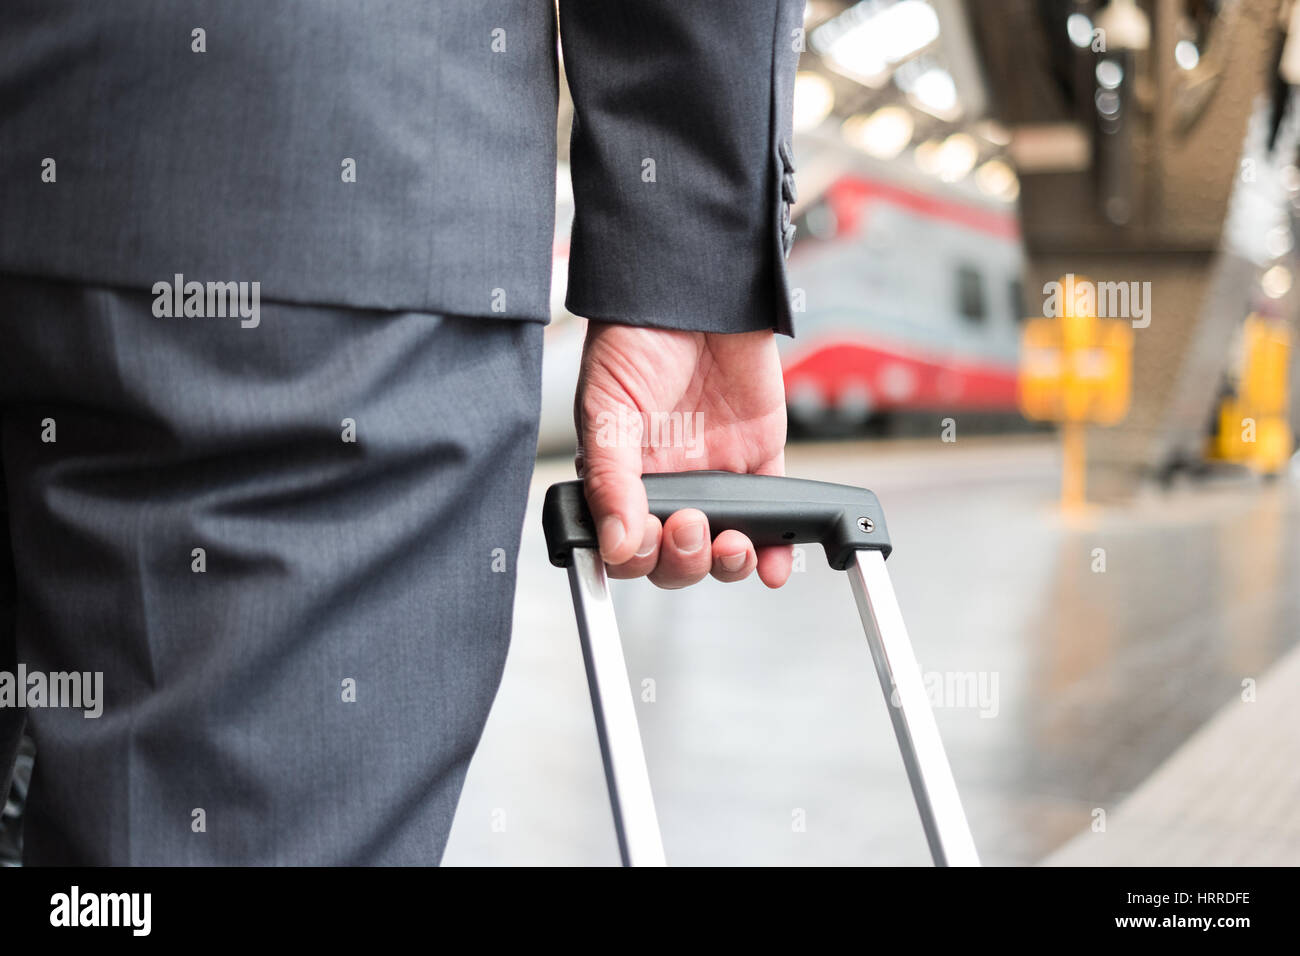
[[579, 399, 648, 566]]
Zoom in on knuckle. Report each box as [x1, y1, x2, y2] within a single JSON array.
[[580, 465, 623, 509]]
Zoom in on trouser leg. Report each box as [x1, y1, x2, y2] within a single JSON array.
[[0, 276, 543, 864], [0, 469, 27, 862]]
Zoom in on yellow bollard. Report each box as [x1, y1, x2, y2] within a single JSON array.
[[1061, 420, 1087, 513], [1210, 316, 1293, 475], [1019, 274, 1133, 512]]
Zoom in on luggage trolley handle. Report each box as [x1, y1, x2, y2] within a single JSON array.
[[542, 471, 980, 867]]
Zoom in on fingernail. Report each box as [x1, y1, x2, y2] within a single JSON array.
[[719, 551, 747, 572], [599, 516, 626, 559], [671, 521, 706, 554], [634, 523, 658, 558]]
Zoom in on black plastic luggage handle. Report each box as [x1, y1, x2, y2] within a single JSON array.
[[542, 471, 891, 571]]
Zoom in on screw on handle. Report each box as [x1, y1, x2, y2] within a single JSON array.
[[542, 471, 891, 571]]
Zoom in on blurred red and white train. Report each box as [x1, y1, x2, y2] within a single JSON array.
[[780, 172, 1024, 433]]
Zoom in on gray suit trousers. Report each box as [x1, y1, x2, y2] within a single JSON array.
[[0, 275, 543, 864]]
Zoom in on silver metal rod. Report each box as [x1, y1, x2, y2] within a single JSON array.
[[849, 550, 981, 866], [566, 547, 667, 867]]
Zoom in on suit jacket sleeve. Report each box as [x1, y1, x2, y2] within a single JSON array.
[[558, 0, 804, 336]]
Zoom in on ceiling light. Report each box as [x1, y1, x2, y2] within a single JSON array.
[[936, 133, 978, 182], [793, 72, 835, 131], [1262, 265, 1293, 298], [975, 159, 1020, 201], [1067, 14, 1096, 49], [914, 138, 943, 175], [909, 67, 959, 119], [813, 0, 941, 86], [1096, 60, 1124, 90], [842, 106, 915, 159]]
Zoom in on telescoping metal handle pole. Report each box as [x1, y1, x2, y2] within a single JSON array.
[[542, 471, 980, 867], [563, 545, 666, 867]]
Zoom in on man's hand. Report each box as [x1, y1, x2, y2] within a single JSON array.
[[574, 320, 792, 589]]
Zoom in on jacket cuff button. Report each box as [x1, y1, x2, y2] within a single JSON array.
[[778, 139, 796, 171]]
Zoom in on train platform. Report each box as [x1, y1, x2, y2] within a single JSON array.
[[1046, 641, 1300, 866], [443, 436, 1300, 866]]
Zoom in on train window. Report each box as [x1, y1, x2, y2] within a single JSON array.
[[956, 265, 986, 323], [1010, 278, 1027, 322], [801, 201, 838, 241]]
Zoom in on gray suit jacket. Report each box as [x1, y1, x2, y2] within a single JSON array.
[[0, 1, 802, 335]]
